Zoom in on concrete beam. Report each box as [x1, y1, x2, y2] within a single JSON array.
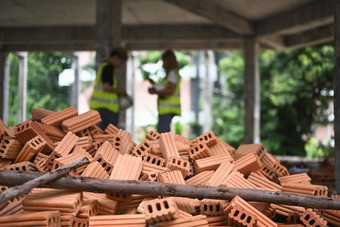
[[256, 0, 333, 37], [163, 0, 253, 35], [284, 24, 334, 49]]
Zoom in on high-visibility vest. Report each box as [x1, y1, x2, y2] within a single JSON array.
[[90, 62, 119, 113], [158, 69, 181, 116]]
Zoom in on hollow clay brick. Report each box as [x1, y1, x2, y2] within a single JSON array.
[[46, 131, 79, 169], [234, 143, 266, 160], [149, 140, 162, 156], [208, 137, 235, 158], [117, 129, 134, 154], [61, 109, 101, 133], [300, 208, 327, 227], [185, 170, 215, 185], [0, 210, 61, 227], [0, 158, 12, 169], [89, 214, 146, 226], [77, 199, 99, 219], [206, 216, 228, 226], [34, 159, 49, 173], [146, 130, 161, 141], [194, 154, 233, 173], [142, 161, 169, 174], [117, 195, 146, 215], [225, 196, 277, 227], [158, 170, 186, 184], [278, 173, 311, 184], [89, 125, 104, 137], [259, 165, 277, 182], [233, 152, 262, 177], [14, 135, 47, 163], [261, 152, 280, 168], [94, 140, 120, 174], [104, 123, 119, 135], [77, 128, 92, 138], [271, 162, 290, 177], [31, 108, 55, 121], [139, 171, 158, 181], [281, 182, 328, 197], [206, 161, 234, 186], [166, 156, 190, 178], [35, 122, 66, 142], [188, 142, 213, 160], [248, 171, 283, 191], [81, 161, 109, 179], [228, 204, 258, 226], [72, 145, 94, 162], [143, 153, 166, 167], [52, 152, 90, 170], [83, 192, 118, 215], [23, 188, 83, 215], [200, 199, 226, 216], [5, 161, 37, 172], [41, 106, 78, 128], [176, 141, 190, 154], [159, 132, 180, 163], [5, 126, 16, 138], [0, 118, 7, 132], [152, 214, 209, 227], [322, 209, 340, 227], [174, 134, 191, 145], [221, 170, 258, 190], [107, 154, 142, 201], [15, 120, 55, 153], [0, 136, 23, 159], [132, 139, 152, 157], [270, 204, 305, 217], [0, 198, 24, 216], [142, 198, 180, 225], [195, 130, 217, 147], [172, 197, 198, 214], [93, 134, 121, 151], [61, 215, 88, 227]]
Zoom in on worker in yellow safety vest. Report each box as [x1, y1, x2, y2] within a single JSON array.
[[90, 47, 128, 130], [148, 50, 181, 133]]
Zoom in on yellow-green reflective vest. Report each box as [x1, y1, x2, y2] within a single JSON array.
[[158, 69, 181, 116], [90, 62, 119, 113]]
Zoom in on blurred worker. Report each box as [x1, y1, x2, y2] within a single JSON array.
[[148, 49, 181, 133], [90, 47, 129, 130]]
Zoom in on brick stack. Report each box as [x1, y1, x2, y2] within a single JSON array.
[[0, 107, 337, 227]]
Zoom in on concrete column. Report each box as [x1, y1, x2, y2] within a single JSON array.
[[203, 50, 212, 133], [126, 52, 136, 140], [95, 0, 122, 68], [71, 53, 80, 109], [95, 0, 126, 129], [0, 50, 9, 125], [243, 37, 260, 144], [17, 52, 27, 124], [334, 1, 340, 193]]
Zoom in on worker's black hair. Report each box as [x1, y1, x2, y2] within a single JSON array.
[[110, 47, 128, 60]]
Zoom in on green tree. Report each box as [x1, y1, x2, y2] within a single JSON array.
[[8, 52, 72, 126], [214, 43, 334, 156]]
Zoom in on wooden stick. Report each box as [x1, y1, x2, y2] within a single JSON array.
[[0, 170, 339, 210], [0, 157, 89, 204]]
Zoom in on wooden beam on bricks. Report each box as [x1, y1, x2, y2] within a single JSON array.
[[255, 0, 333, 37], [284, 24, 334, 49], [2, 170, 340, 210], [334, 0, 340, 194], [0, 49, 9, 125], [163, 0, 253, 35], [243, 36, 260, 144]]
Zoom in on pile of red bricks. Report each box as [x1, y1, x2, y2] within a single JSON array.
[[0, 107, 338, 226]]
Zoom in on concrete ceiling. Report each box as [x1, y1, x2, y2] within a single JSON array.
[[0, 0, 334, 51]]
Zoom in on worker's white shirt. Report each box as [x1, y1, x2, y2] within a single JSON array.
[[167, 70, 177, 84]]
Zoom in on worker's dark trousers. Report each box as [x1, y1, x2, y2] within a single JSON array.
[[97, 108, 119, 130], [157, 114, 175, 133]]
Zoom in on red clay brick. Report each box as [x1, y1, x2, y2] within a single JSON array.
[[61, 109, 101, 133]]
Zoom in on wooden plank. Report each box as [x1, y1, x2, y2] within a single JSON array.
[[163, 0, 253, 35]]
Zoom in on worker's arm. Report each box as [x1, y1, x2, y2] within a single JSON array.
[[148, 82, 175, 96], [102, 82, 127, 96]]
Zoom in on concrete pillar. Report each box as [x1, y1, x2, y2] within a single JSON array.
[[0, 50, 9, 125], [95, 0, 127, 129], [203, 50, 212, 133], [126, 52, 136, 140], [243, 36, 260, 144], [334, 1, 340, 193], [71, 53, 80, 109], [17, 52, 27, 124]]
